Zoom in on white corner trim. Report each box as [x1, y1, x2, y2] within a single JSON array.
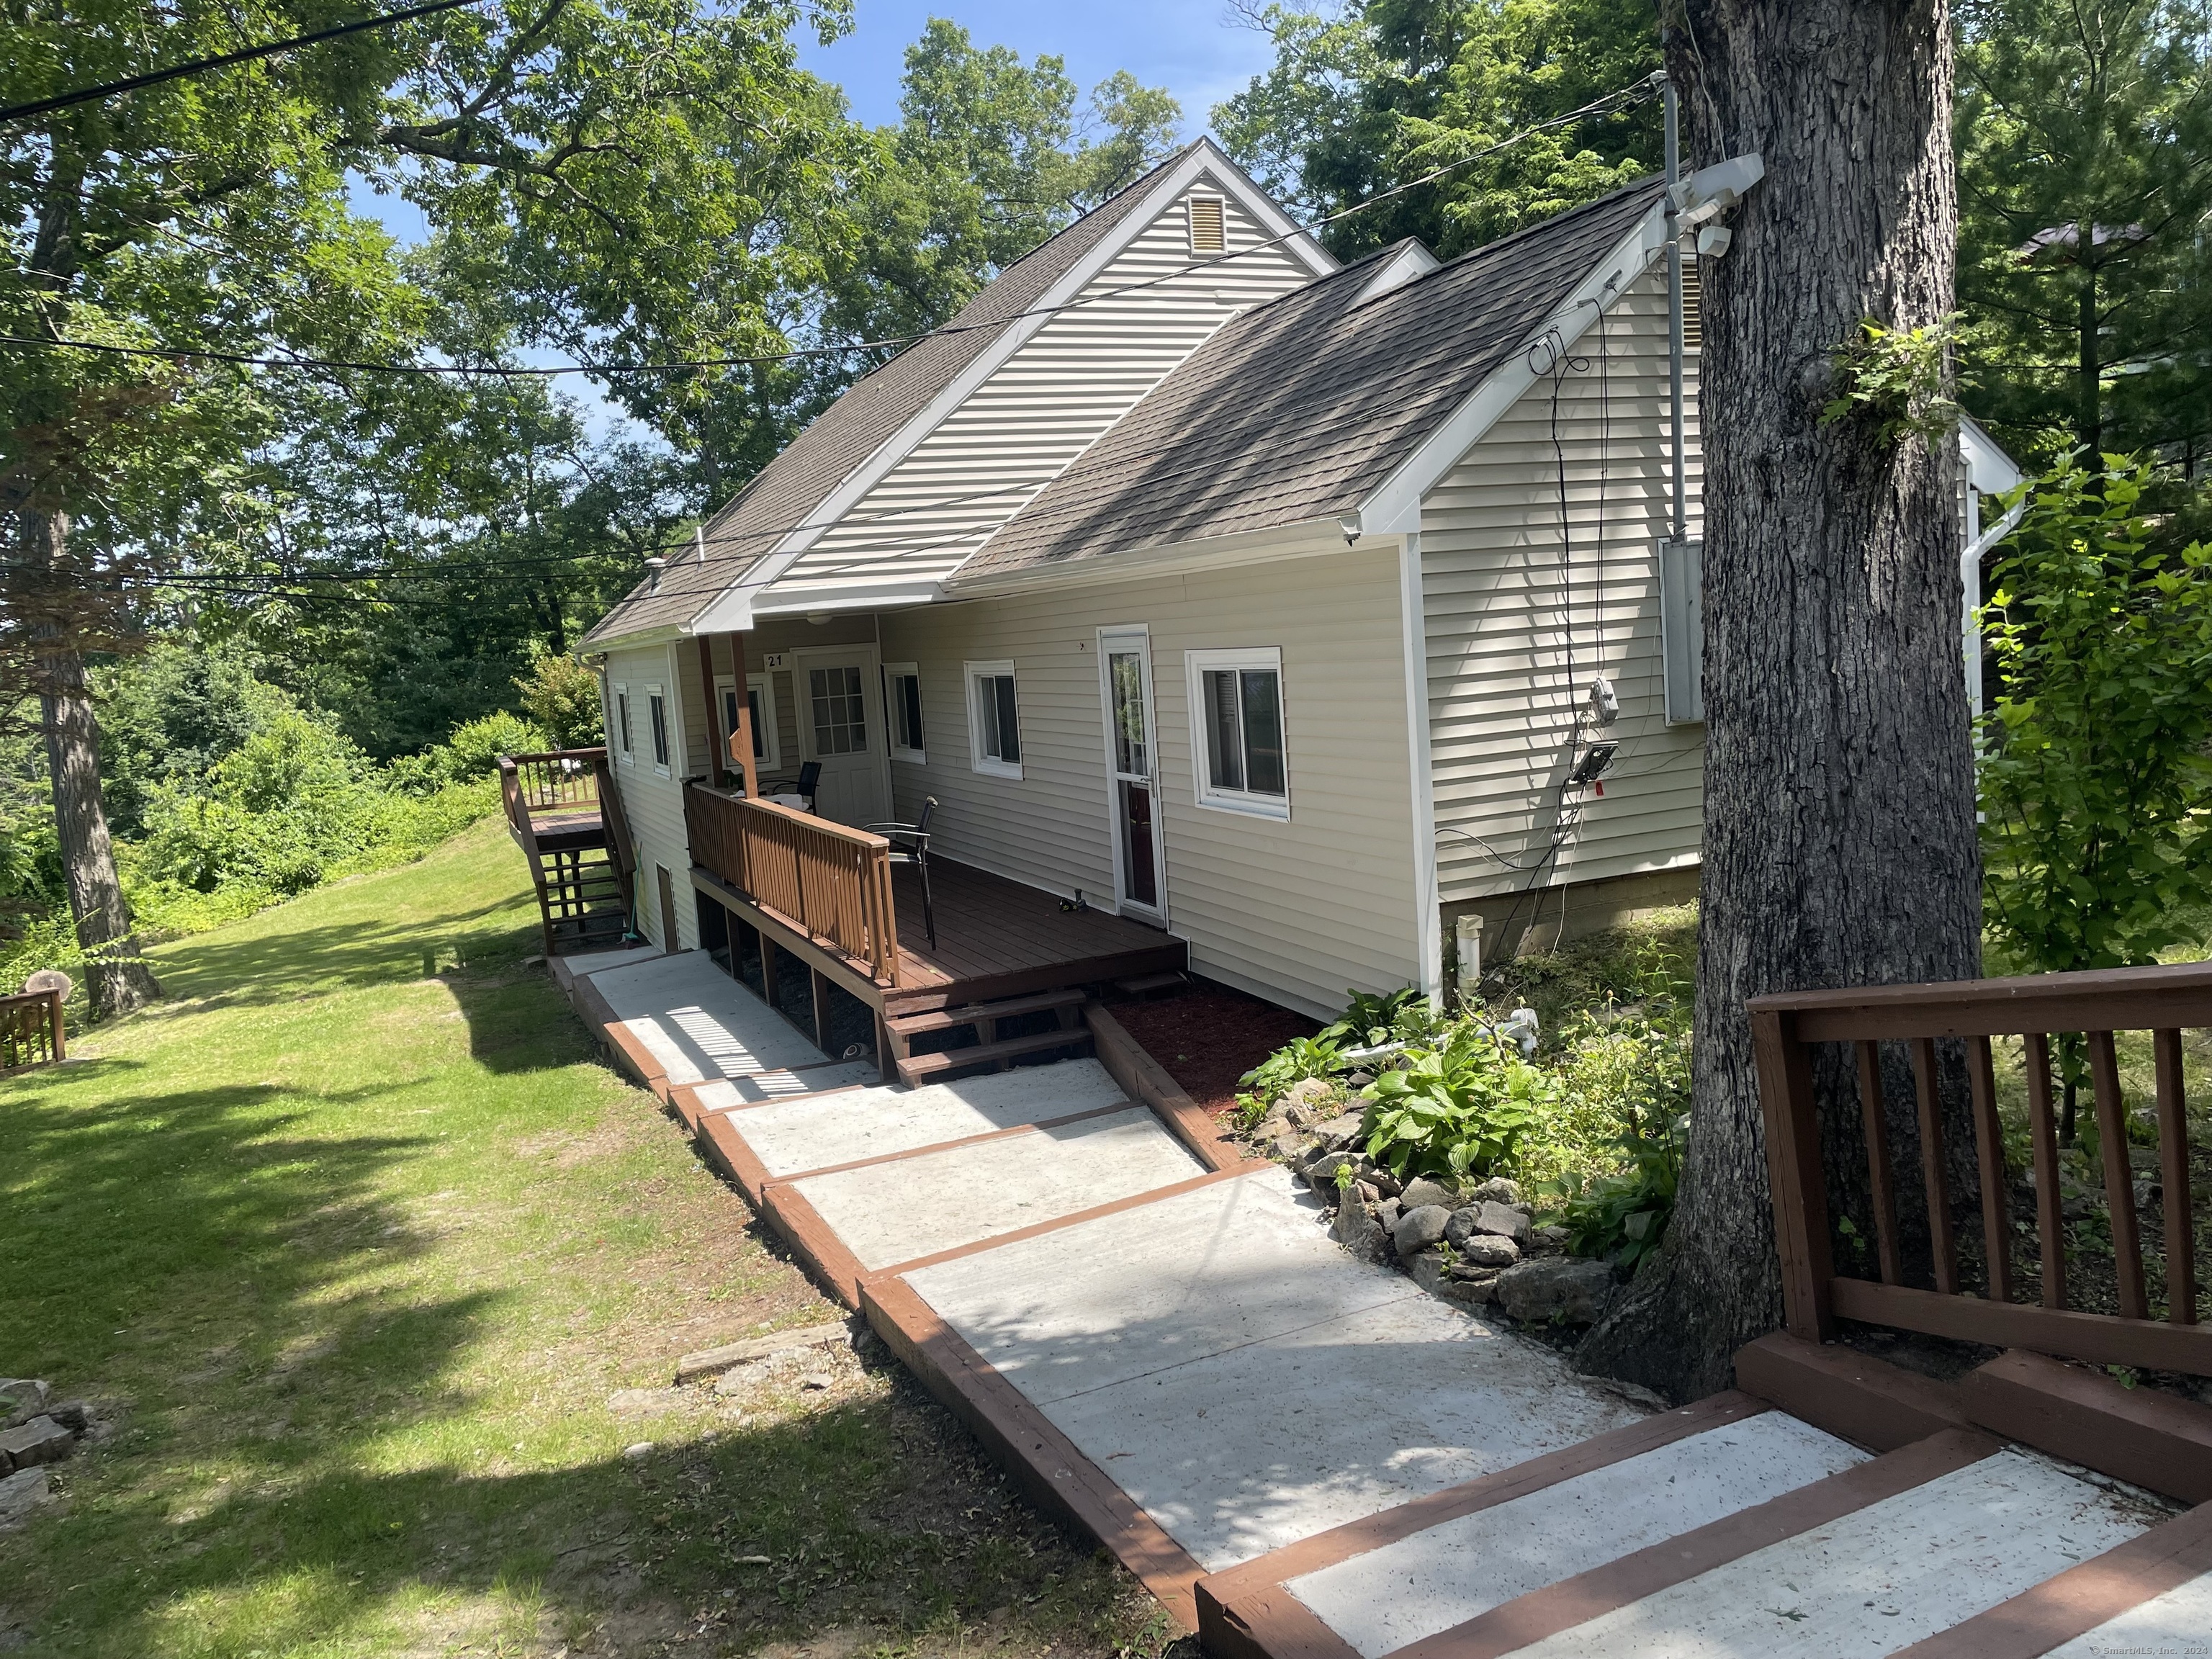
[[1355, 240, 1442, 306], [1357, 202, 1670, 536], [1962, 414, 2025, 498], [1398, 532, 1442, 1004], [696, 142, 1338, 635]]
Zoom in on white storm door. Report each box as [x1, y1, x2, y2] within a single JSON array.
[[1099, 627, 1165, 921], [793, 645, 891, 827]]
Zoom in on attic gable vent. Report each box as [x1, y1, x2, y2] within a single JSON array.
[[1682, 256, 1703, 352], [1187, 194, 1226, 255]]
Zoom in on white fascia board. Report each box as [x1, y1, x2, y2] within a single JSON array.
[[749, 580, 945, 617], [946, 517, 1375, 599], [1355, 203, 1671, 536], [577, 620, 691, 655], [698, 141, 1340, 634]]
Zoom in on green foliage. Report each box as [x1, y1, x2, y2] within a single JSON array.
[[1319, 985, 1432, 1048], [1538, 1107, 1684, 1270], [1240, 1035, 1349, 1097], [1956, 0, 2212, 467], [1214, 0, 1663, 258], [1819, 314, 1961, 452], [516, 654, 606, 752], [1360, 1025, 1553, 1181], [1978, 458, 2212, 972]]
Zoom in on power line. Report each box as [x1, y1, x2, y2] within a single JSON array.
[[0, 0, 491, 127], [0, 73, 1665, 380]]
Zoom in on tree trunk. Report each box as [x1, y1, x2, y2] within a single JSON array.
[[1577, 0, 1983, 1400], [2077, 258, 2102, 458], [25, 508, 161, 1019]]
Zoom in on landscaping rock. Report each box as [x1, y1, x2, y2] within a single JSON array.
[[1272, 1130, 1321, 1166], [0, 1382, 48, 1431], [1345, 1070, 1375, 1088], [0, 1466, 50, 1526], [1311, 1111, 1366, 1148], [1302, 1149, 1362, 1192], [1494, 1257, 1617, 1326], [1255, 1114, 1292, 1142], [1367, 1169, 1403, 1199], [1458, 1233, 1521, 1269], [1280, 1077, 1337, 1124], [1393, 1204, 1452, 1259], [1331, 1199, 1390, 1263], [1400, 1176, 1462, 1213], [1375, 1197, 1403, 1234], [44, 1400, 89, 1434], [675, 1320, 853, 1384], [1446, 1201, 1531, 1249], [1530, 1225, 1571, 1254], [1469, 1177, 1524, 1206], [0, 1416, 73, 1472]]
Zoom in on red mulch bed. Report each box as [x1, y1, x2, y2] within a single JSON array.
[[1107, 978, 1321, 1117]]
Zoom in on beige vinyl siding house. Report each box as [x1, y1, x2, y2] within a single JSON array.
[[601, 642, 696, 950], [878, 544, 1420, 1016], [576, 146, 1995, 1025], [1421, 263, 1706, 936]]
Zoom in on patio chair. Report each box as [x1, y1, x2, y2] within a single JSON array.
[[866, 796, 938, 950], [757, 759, 822, 811]]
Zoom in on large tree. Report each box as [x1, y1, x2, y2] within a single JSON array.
[[1575, 0, 1985, 1398], [1955, 0, 2212, 468], [0, 0, 858, 1012]]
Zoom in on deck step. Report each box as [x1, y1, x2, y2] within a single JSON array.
[[894, 1025, 1092, 1087], [1115, 970, 1186, 998], [885, 986, 1088, 1037]]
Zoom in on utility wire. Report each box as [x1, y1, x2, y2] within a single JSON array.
[[0, 0, 490, 126], [0, 73, 1665, 379]]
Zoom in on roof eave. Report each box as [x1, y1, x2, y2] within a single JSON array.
[[945, 515, 1374, 597]]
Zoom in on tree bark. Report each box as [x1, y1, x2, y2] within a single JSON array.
[[1576, 0, 1983, 1400], [24, 507, 161, 1019]]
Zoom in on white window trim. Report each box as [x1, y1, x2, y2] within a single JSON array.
[[965, 658, 1022, 781], [644, 681, 671, 777], [1185, 647, 1290, 821], [612, 681, 633, 764], [885, 661, 926, 765], [714, 672, 782, 772]]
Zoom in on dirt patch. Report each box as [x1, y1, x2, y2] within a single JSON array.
[[1107, 980, 1320, 1118]]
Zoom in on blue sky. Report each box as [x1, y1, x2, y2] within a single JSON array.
[[801, 1, 1277, 132]]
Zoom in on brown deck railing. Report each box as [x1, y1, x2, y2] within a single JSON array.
[[1753, 961, 2211, 1377], [685, 784, 901, 986], [1, 987, 65, 1071]]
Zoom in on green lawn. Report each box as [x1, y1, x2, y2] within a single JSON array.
[[0, 820, 1164, 1658]]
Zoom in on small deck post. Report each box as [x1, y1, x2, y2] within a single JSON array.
[[810, 966, 834, 1057]]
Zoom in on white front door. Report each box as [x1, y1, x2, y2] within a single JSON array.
[[1100, 626, 1166, 921], [793, 645, 891, 828]]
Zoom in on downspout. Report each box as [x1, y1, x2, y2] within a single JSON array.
[[1664, 73, 1687, 547]]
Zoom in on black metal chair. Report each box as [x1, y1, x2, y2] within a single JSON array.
[[866, 796, 938, 950], [758, 759, 822, 811]]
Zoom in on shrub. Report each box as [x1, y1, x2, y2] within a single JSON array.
[[1539, 1108, 1686, 1272], [1319, 986, 1434, 1049], [516, 652, 604, 751], [1238, 1035, 1346, 1100], [1359, 1025, 1554, 1183]]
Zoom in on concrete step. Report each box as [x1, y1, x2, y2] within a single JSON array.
[[895, 1025, 1092, 1087], [705, 1057, 1131, 1192]]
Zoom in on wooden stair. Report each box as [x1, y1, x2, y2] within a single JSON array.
[[535, 842, 631, 953], [499, 750, 637, 958], [886, 987, 1093, 1087]]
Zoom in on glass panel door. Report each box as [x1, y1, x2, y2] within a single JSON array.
[[1101, 631, 1162, 916]]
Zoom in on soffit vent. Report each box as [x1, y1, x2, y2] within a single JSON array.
[[1187, 194, 1226, 255], [1683, 256, 1703, 352]]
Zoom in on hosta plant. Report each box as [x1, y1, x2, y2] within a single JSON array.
[[1238, 1034, 1346, 1100], [1359, 1025, 1552, 1182]]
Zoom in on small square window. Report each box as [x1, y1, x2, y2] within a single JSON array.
[[647, 686, 670, 771], [966, 660, 1022, 779], [886, 663, 926, 763], [1187, 648, 1287, 819]]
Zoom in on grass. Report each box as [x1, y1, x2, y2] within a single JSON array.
[[0, 819, 1168, 1658]]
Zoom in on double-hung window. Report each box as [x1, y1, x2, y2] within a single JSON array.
[[1187, 647, 1288, 819], [646, 685, 671, 773], [886, 662, 926, 763], [717, 675, 780, 771], [613, 683, 633, 763], [966, 660, 1022, 779]]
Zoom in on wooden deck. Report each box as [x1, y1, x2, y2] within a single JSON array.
[[886, 858, 1184, 1003]]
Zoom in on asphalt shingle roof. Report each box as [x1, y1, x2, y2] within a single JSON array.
[[580, 142, 1206, 647], [951, 179, 1663, 583]]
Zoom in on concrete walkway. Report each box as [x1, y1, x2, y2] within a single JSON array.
[[556, 952, 2212, 1658]]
